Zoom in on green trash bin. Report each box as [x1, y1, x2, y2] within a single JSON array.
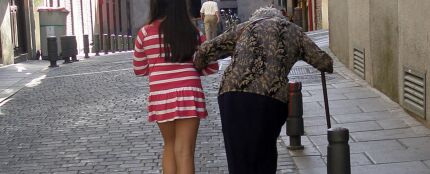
[[38, 7, 68, 60]]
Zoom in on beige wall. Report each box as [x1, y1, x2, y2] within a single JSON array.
[[398, 0, 430, 121], [330, 0, 399, 101], [369, 0, 399, 102], [330, 0, 430, 123], [348, 0, 371, 83], [0, 1, 14, 65], [321, 0, 329, 29], [328, 0, 349, 65]]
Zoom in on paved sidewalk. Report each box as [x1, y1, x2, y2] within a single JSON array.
[[281, 30, 430, 174], [0, 53, 107, 104], [0, 61, 49, 103]]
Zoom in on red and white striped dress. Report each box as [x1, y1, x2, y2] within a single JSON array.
[[133, 20, 218, 123]]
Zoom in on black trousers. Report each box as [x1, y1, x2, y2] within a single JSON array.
[[218, 92, 288, 174]]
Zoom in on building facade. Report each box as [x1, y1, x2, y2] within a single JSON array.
[[129, 0, 329, 34], [130, 0, 150, 36], [0, 0, 39, 66], [228, 0, 328, 31], [0, 0, 133, 66], [37, 0, 196, 56], [0, 0, 329, 66], [96, 0, 133, 46], [39, 0, 132, 55], [329, 0, 430, 125], [131, 0, 202, 35]]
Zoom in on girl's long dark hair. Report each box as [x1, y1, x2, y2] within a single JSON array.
[[149, 0, 200, 62]]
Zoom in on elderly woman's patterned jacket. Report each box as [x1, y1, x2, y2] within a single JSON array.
[[194, 16, 333, 104]]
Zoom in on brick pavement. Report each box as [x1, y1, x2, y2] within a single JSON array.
[[0, 53, 298, 173]]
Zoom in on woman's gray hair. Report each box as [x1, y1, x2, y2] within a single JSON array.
[[250, 7, 283, 20]]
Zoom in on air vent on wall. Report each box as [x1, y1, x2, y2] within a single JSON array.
[[353, 48, 365, 79], [403, 67, 426, 119]]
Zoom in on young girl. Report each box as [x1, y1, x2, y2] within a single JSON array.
[[133, 0, 218, 173]]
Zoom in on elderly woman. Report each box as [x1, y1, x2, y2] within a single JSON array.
[[194, 7, 333, 173]]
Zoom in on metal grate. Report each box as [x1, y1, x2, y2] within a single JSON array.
[[353, 48, 365, 79], [403, 67, 426, 119], [288, 66, 345, 84]]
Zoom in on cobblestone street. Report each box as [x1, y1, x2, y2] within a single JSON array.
[[2, 30, 430, 174], [0, 53, 297, 173], [2, 0, 430, 173]]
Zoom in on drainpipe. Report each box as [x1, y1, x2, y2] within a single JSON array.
[[300, 0, 308, 31], [70, 0, 75, 35], [89, 0, 94, 37], [98, 0, 104, 46], [80, 0, 84, 35]]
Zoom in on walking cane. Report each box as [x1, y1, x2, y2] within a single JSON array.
[[321, 72, 331, 129], [322, 71, 351, 174]]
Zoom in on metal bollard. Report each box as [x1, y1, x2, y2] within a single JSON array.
[[83, 34, 90, 58], [60, 36, 78, 63], [115, 35, 120, 52], [128, 35, 133, 51], [70, 37, 79, 62], [94, 34, 100, 56], [123, 35, 128, 51], [71, 55, 78, 62], [47, 37, 59, 67], [327, 127, 351, 174], [286, 82, 305, 150], [103, 34, 109, 54], [117, 35, 123, 52], [111, 34, 116, 53], [62, 55, 72, 64]]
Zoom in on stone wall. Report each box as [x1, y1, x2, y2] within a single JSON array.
[[0, 0, 13, 65]]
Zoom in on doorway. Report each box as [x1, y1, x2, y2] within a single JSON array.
[[10, 0, 28, 57]]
